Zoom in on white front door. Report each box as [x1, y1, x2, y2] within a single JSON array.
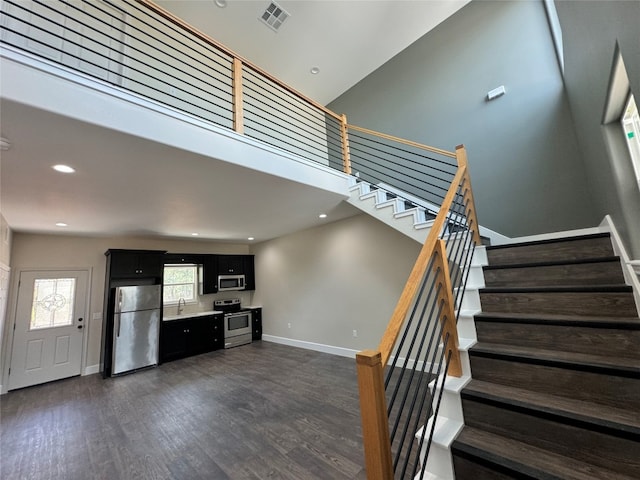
[[8, 270, 88, 390]]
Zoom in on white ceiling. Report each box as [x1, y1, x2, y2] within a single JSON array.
[[0, 0, 469, 243], [155, 0, 470, 104]]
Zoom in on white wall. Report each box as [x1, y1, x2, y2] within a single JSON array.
[[251, 213, 421, 353], [3, 233, 249, 381]]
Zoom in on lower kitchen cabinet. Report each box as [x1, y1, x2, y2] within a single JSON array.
[[160, 314, 224, 362], [250, 307, 262, 340]]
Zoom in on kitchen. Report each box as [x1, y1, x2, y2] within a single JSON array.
[[102, 249, 263, 378]]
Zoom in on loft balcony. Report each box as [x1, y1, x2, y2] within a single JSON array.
[[0, 0, 459, 242]]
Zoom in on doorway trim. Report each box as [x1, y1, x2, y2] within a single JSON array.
[[1, 267, 92, 394]]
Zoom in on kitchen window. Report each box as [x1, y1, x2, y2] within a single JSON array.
[[163, 264, 197, 305]]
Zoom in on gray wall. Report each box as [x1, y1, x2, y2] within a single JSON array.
[[328, 0, 595, 238], [251, 214, 421, 352], [554, 0, 640, 258]]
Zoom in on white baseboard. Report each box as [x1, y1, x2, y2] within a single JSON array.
[[601, 215, 640, 316], [262, 335, 359, 359], [83, 364, 99, 375]]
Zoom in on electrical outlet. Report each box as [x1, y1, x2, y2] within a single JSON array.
[[287, 322, 291, 329], [353, 329, 358, 337]]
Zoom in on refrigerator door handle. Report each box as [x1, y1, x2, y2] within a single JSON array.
[[115, 313, 121, 337], [117, 289, 123, 314]]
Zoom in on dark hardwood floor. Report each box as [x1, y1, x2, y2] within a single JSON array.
[[1, 342, 367, 480]]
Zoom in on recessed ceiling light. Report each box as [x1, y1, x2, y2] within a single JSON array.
[[248, 237, 255, 241], [55, 222, 68, 227], [191, 232, 199, 236], [215, 0, 227, 7], [318, 213, 327, 219], [53, 164, 75, 173], [310, 67, 320, 75]]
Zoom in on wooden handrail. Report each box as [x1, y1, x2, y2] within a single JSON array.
[[347, 124, 457, 158], [136, 0, 343, 122], [377, 164, 467, 366]]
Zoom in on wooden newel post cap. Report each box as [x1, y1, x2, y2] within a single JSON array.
[[356, 350, 382, 367]]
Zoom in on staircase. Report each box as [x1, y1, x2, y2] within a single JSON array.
[[451, 232, 640, 479], [346, 177, 506, 246]]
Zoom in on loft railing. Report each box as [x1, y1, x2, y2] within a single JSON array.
[[0, 1, 481, 477]]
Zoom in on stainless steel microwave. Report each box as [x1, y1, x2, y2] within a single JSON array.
[[218, 274, 245, 291]]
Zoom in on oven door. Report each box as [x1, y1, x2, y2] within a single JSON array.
[[224, 311, 252, 338]]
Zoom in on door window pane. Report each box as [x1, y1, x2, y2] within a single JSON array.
[[30, 278, 76, 330]]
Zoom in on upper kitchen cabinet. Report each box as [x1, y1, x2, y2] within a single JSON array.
[[217, 255, 244, 275], [105, 249, 166, 284], [164, 253, 204, 265], [198, 254, 219, 295], [244, 255, 255, 291]]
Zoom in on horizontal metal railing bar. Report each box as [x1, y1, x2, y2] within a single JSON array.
[[242, 95, 334, 152], [348, 138, 457, 187], [348, 135, 458, 177], [243, 126, 330, 164], [347, 130, 458, 173], [242, 110, 333, 161], [349, 159, 450, 205], [243, 68, 333, 131], [136, 0, 344, 122], [347, 124, 456, 159], [0, 10, 236, 119], [0, 32, 233, 129], [122, 0, 234, 68], [58, 0, 235, 90], [242, 107, 332, 157]]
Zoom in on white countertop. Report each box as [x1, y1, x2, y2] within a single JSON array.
[[163, 310, 223, 321]]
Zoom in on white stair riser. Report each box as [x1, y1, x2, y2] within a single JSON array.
[[430, 387, 464, 423], [466, 265, 485, 289], [456, 314, 477, 341], [459, 288, 480, 311], [423, 442, 455, 479]]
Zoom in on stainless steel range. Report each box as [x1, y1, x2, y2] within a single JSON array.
[[214, 298, 252, 349]]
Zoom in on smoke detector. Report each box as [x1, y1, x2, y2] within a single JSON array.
[[259, 2, 289, 32]]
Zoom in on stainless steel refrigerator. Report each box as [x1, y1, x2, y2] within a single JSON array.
[[112, 285, 161, 375]]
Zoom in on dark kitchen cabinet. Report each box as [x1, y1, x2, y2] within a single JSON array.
[[106, 249, 165, 282], [217, 255, 244, 275], [198, 255, 218, 294], [244, 255, 256, 291], [250, 307, 262, 340], [160, 314, 223, 362], [164, 253, 203, 265]]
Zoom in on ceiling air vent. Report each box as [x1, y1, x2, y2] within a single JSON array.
[[259, 1, 289, 32]]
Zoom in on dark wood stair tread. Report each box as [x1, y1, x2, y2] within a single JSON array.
[[485, 232, 611, 251], [462, 379, 640, 437], [470, 342, 640, 377], [480, 284, 633, 294], [482, 255, 622, 270], [474, 312, 640, 329], [453, 426, 638, 480]]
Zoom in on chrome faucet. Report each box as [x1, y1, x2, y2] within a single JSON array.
[[177, 297, 186, 315]]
